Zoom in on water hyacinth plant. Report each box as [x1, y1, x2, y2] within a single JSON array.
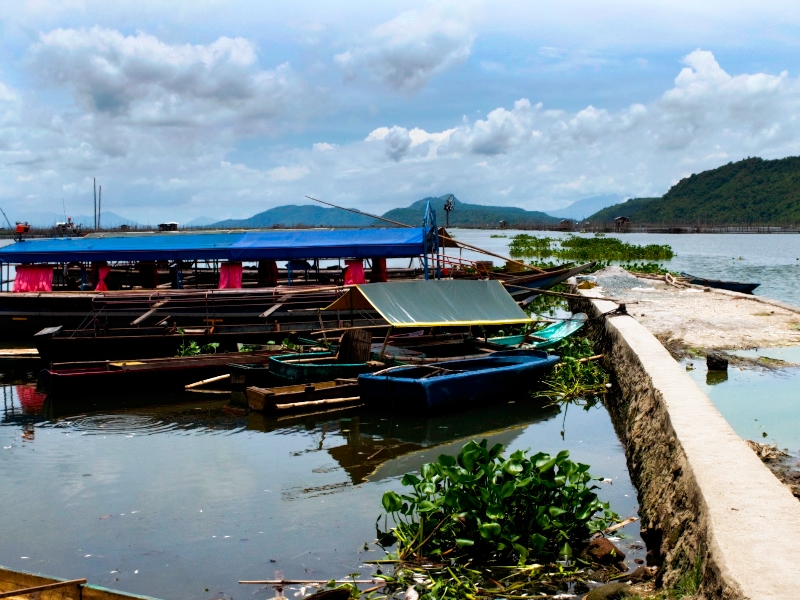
[[509, 233, 674, 262], [378, 440, 617, 566], [539, 336, 609, 402]]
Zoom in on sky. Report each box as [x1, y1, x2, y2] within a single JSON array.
[[2, 0, 800, 224]]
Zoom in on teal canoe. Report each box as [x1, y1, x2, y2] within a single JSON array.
[[268, 351, 381, 383], [487, 313, 587, 350]]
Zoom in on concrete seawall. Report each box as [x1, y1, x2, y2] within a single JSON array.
[[571, 293, 800, 599]]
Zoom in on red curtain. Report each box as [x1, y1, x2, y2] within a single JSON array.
[[258, 260, 279, 287], [13, 265, 53, 293], [219, 262, 243, 289], [369, 257, 388, 283], [93, 262, 111, 291], [344, 259, 366, 285]]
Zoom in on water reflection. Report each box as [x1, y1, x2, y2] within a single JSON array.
[[706, 370, 729, 385], [0, 381, 642, 599]]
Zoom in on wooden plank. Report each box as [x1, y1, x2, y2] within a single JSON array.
[[259, 303, 283, 318], [131, 300, 169, 326], [0, 579, 87, 599]]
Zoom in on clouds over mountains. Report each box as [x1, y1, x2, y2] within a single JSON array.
[[2, 2, 800, 222]]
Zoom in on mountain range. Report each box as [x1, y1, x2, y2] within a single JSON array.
[[208, 195, 603, 229]]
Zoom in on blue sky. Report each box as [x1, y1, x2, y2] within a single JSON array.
[[1, 0, 800, 224]]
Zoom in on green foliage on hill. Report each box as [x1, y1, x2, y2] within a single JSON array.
[[584, 197, 658, 223], [587, 156, 800, 224], [383, 196, 560, 227]]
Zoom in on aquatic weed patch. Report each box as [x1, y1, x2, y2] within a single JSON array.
[[364, 440, 618, 599], [509, 233, 674, 262], [377, 440, 617, 565], [538, 336, 609, 403]]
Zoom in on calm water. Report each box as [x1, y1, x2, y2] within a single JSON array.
[[684, 361, 800, 454], [445, 230, 800, 306], [0, 386, 644, 600]]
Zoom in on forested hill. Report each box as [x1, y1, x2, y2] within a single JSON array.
[[382, 196, 559, 227], [587, 156, 800, 224]]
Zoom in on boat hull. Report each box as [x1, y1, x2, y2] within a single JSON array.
[[680, 273, 760, 294], [39, 351, 284, 398], [268, 352, 379, 383], [504, 262, 596, 299], [358, 349, 559, 411]]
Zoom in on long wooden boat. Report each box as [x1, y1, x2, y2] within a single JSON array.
[[358, 349, 559, 411], [38, 349, 290, 398], [268, 351, 384, 383], [502, 262, 596, 298], [680, 272, 760, 294], [485, 313, 587, 350], [247, 379, 360, 411], [0, 564, 161, 600]]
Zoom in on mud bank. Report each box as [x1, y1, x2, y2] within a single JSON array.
[[570, 290, 800, 599], [589, 266, 800, 350]]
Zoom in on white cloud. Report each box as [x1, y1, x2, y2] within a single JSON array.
[[29, 27, 302, 128], [268, 165, 310, 181], [334, 6, 474, 94], [4, 45, 800, 221]]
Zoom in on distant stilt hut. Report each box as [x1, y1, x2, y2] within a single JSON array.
[[614, 216, 630, 232]]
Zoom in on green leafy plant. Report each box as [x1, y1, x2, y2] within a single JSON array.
[[539, 336, 609, 402], [176, 328, 221, 357], [281, 337, 299, 351], [378, 440, 617, 566]]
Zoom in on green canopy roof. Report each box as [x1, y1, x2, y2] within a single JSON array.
[[324, 280, 532, 327]]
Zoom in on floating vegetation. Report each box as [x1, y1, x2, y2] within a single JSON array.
[[538, 336, 609, 403], [509, 233, 674, 262], [508, 234, 556, 256], [490, 234, 508, 238], [618, 261, 677, 275], [367, 440, 618, 599], [378, 440, 617, 564]]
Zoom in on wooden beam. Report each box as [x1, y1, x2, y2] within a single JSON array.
[[259, 303, 283, 318], [0, 579, 87, 599]]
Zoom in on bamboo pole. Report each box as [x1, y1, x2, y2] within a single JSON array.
[[379, 325, 393, 360], [185, 373, 230, 389], [275, 396, 361, 411]]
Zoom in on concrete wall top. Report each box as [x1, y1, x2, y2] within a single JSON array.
[[581, 292, 800, 599]]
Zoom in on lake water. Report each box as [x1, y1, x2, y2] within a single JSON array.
[[684, 361, 800, 455], [444, 230, 800, 306], [0, 385, 645, 600]]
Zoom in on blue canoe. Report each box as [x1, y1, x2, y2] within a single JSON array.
[[358, 349, 559, 411], [487, 313, 587, 350]]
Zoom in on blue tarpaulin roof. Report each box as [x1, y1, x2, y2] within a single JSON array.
[[0, 229, 425, 263]]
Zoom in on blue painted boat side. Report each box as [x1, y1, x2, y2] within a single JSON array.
[[358, 350, 559, 410]]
